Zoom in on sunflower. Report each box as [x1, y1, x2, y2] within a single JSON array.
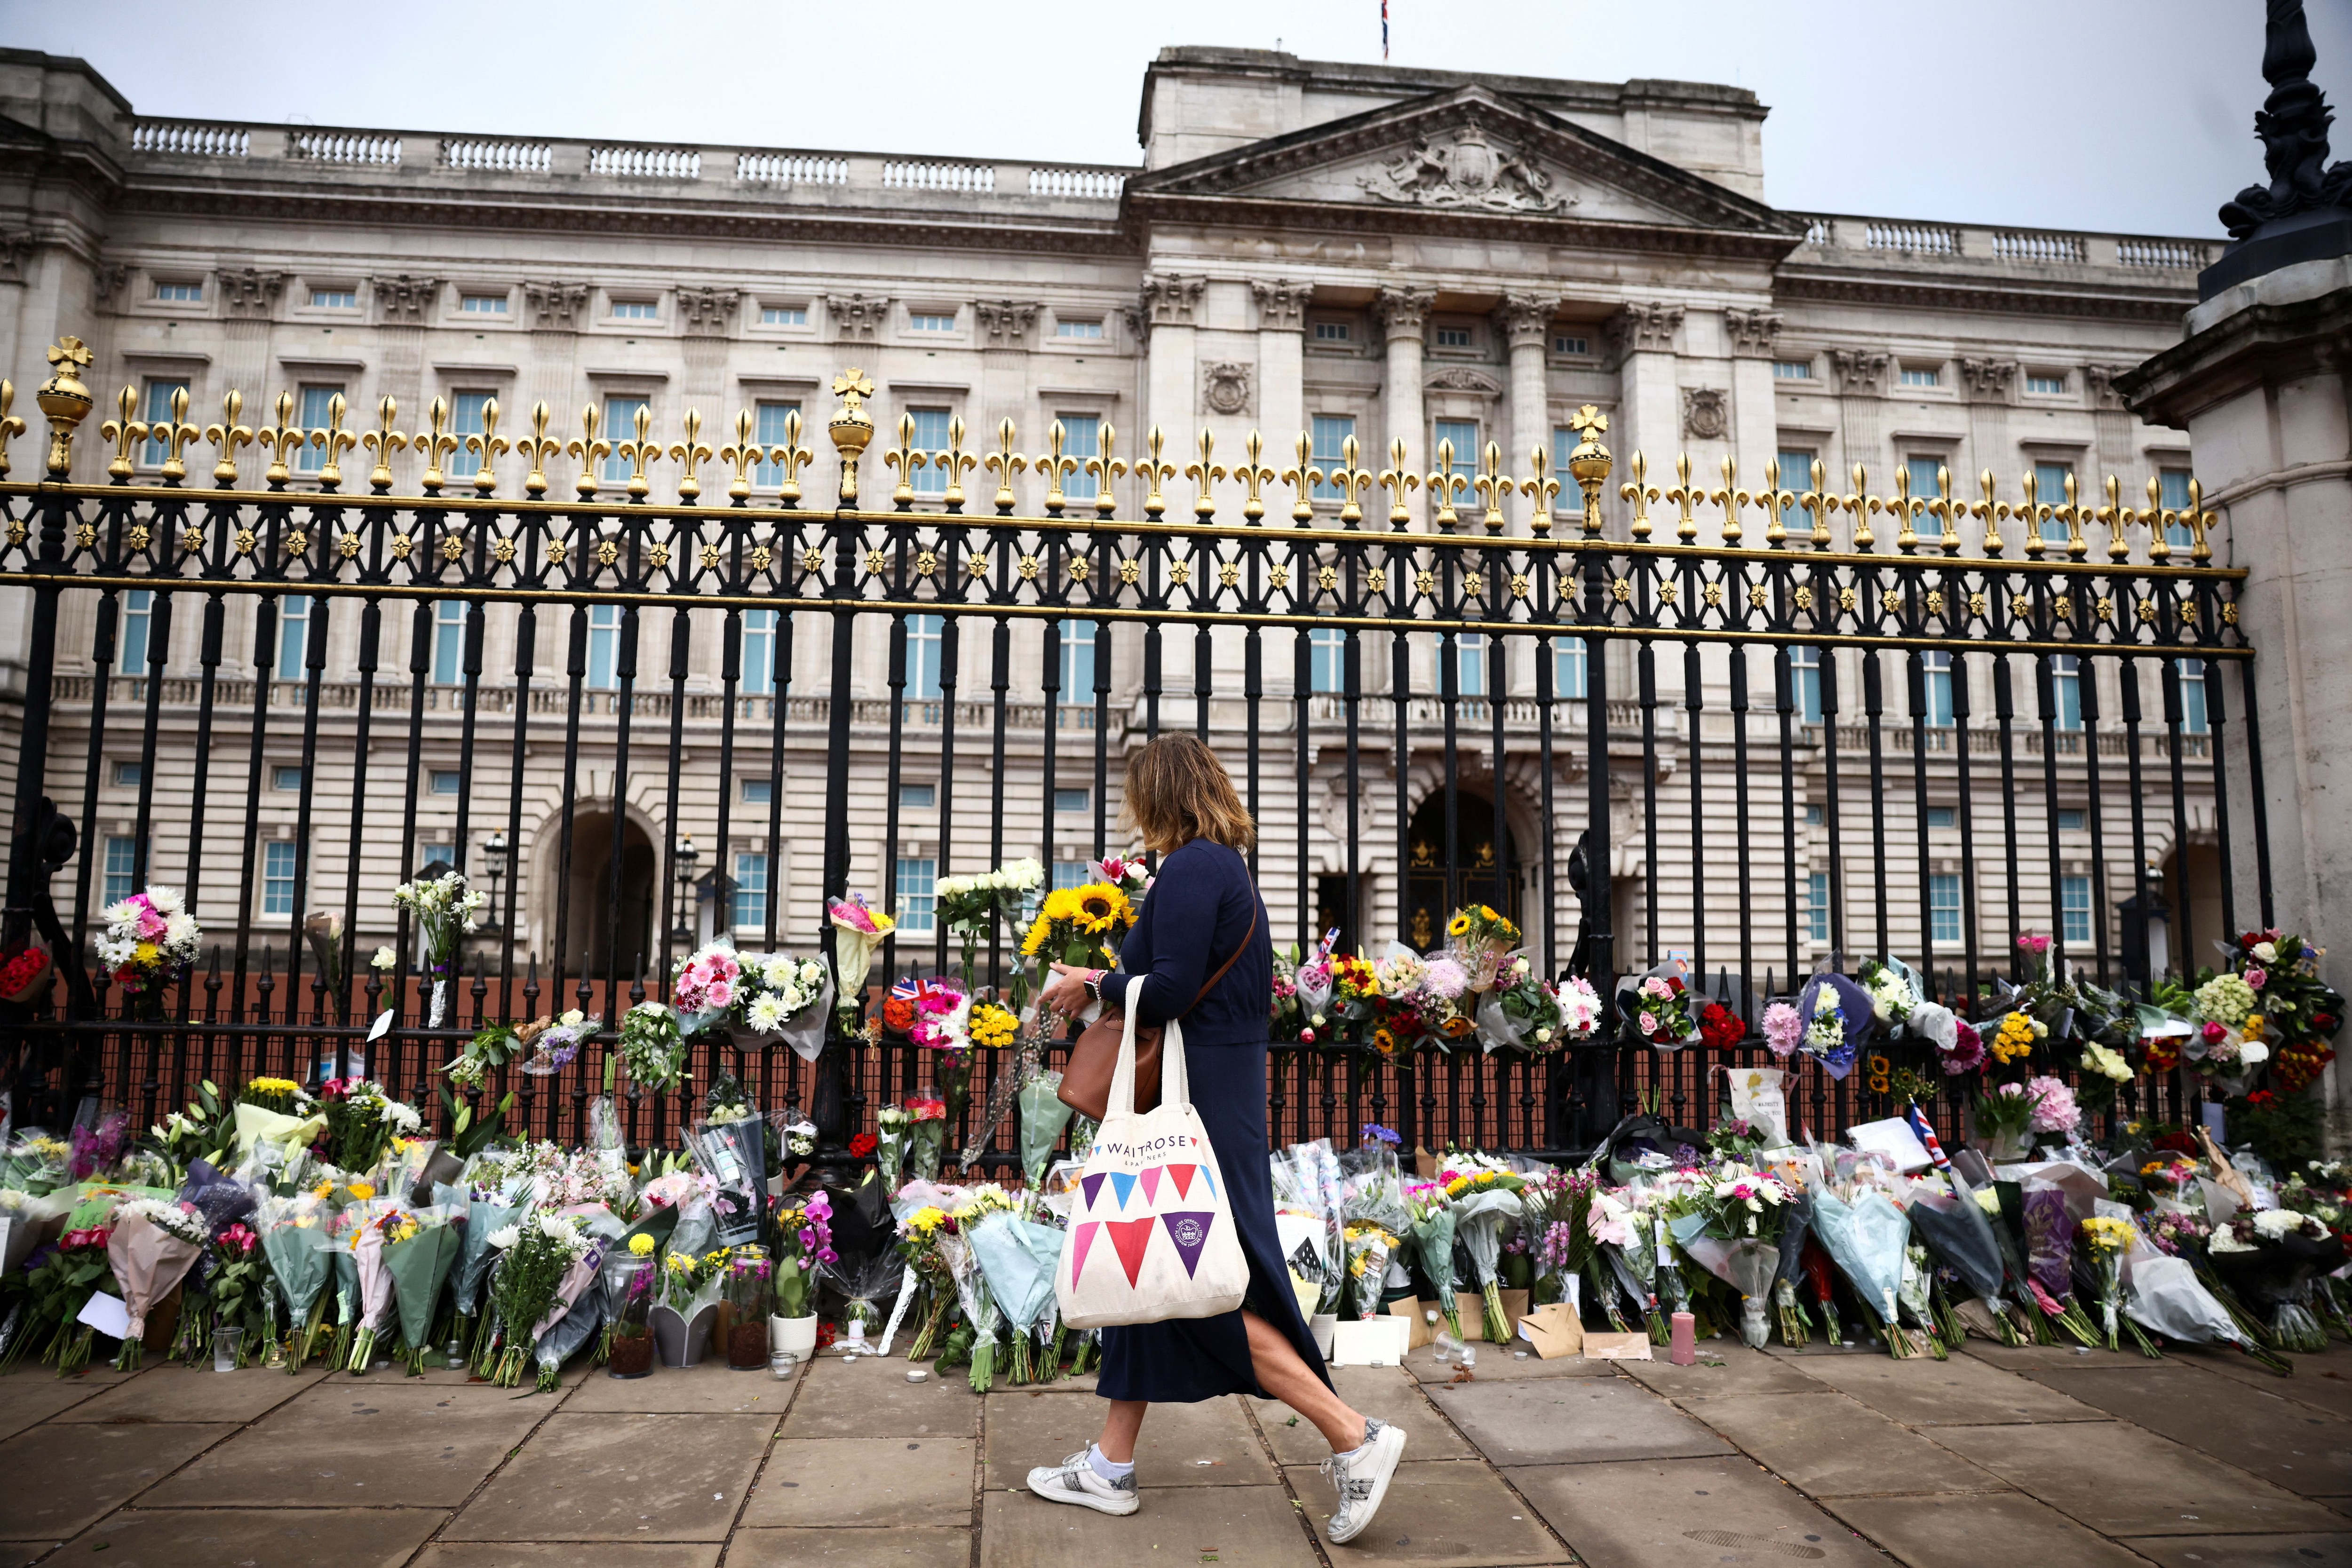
[[1370, 1026, 1399, 1058], [1074, 882, 1134, 936], [1447, 912, 1472, 938]]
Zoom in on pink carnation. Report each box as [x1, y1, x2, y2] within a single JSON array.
[[1939, 1018, 1987, 1074], [1761, 1001, 1802, 1058]]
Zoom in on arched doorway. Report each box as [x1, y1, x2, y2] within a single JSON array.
[[1402, 789, 1519, 950], [555, 808, 657, 984]]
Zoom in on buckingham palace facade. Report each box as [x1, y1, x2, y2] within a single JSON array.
[[0, 44, 2225, 984]]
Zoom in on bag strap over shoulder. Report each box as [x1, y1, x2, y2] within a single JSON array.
[[1106, 900, 1258, 1119]]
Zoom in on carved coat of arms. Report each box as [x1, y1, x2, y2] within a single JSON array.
[[1359, 126, 1573, 214]]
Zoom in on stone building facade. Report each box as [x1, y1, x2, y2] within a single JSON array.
[[0, 45, 2228, 984]]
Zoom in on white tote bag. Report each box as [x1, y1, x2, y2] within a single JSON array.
[[1055, 977, 1249, 1330]]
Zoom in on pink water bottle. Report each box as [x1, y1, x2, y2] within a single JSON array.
[[1669, 1312, 1697, 1366]]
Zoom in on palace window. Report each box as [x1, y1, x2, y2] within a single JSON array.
[[429, 770, 462, 795], [271, 765, 305, 792], [1776, 449, 1818, 490], [742, 608, 778, 696], [909, 311, 956, 333], [1058, 619, 1096, 702], [905, 613, 943, 700], [1926, 806, 1957, 829], [120, 589, 153, 671], [1312, 320, 1350, 341], [1905, 454, 1946, 500], [432, 601, 466, 685], [1311, 414, 1354, 499], [1789, 646, 1822, 722], [1452, 631, 1488, 699], [154, 280, 202, 302], [761, 305, 807, 326], [1553, 637, 1587, 700], [262, 841, 301, 917], [1772, 359, 1812, 379], [1310, 627, 1346, 694], [276, 595, 311, 681], [445, 391, 493, 480], [2061, 874, 2094, 945], [587, 602, 621, 689], [742, 777, 774, 805], [1930, 873, 1963, 944], [894, 857, 936, 932], [112, 760, 145, 789], [2026, 372, 2067, 395], [1553, 333, 1589, 355], [1054, 788, 1090, 816], [310, 288, 358, 309], [2034, 460, 2075, 545], [1055, 318, 1103, 339], [900, 783, 936, 809], [2176, 658, 2208, 734], [1899, 365, 1940, 387], [2159, 469, 2196, 550], [2051, 654, 2083, 731], [294, 385, 344, 472], [1433, 419, 1479, 477], [1434, 325, 1473, 348], [609, 299, 657, 320], [1059, 415, 1100, 501], [103, 836, 140, 905], [603, 396, 649, 483], [458, 293, 509, 316], [734, 853, 770, 930], [1806, 871, 1832, 943], [140, 379, 188, 467]]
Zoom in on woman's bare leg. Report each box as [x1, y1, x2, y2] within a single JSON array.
[[1241, 1309, 1365, 1452], [1096, 1398, 1148, 1464]]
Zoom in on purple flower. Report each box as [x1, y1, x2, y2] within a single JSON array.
[[816, 1248, 838, 1265], [798, 1228, 817, 1249]]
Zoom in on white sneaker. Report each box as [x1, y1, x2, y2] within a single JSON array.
[[1321, 1418, 1407, 1545], [1027, 1449, 1140, 1516]]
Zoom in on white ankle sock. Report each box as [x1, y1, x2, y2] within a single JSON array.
[[1089, 1444, 1135, 1480]]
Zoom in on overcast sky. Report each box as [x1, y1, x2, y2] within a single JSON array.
[[7, 0, 2346, 238]]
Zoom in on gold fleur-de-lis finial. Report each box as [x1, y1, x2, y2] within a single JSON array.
[[882, 412, 926, 509], [465, 398, 511, 495], [616, 403, 660, 500], [98, 385, 148, 481], [1184, 428, 1226, 520], [1756, 458, 1793, 548], [1843, 463, 1878, 551], [359, 396, 402, 494], [518, 402, 560, 499], [1280, 432, 1322, 525], [1235, 430, 1277, 523], [1376, 437, 1420, 529], [0, 380, 26, 480], [2144, 475, 2171, 563], [1971, 468, 2009, 558], [255, 391, 309, 486], [312, 391, 358, 490], [1518, 442, 1560, 535], [157, 387, 201, 483], [2053, 468, 2086, 559], [2018, 467, 2046, 559], [1138, 426, 1175, 519], [1797, 458, 1834, 549], [1619, 451, 1655, 542], [942, 415, 978, 512], [2184, 475, 2213, 562], [1887, 462, 1923, 553], [2097, 473, 2132, 564], [566, 404, 611, 499], [1925, 464, 1961, 555], [667, 408, 712, 502], [1425, 440, 1469, 529], [201, 389, 251, 486], [1662, 453, 1701, 544], [416, 396, 458, 494], [1037, 420, 1078, 515], [1085, 422, 1124, 518], [769, 409, 813, 507], [1333, 434, 1373, 527], [827, 367, 876, 506], [720, 409, 763, 503], [1473, 442, 1511, 533], [1708, 456, 1747, 546], [984, 416, 1026, 515]]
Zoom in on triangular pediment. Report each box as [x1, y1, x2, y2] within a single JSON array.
[[1128, 85, 1796, 237]]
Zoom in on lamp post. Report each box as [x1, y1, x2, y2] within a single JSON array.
[[672, 833, 699, 947], [481, 831, 506, 930]]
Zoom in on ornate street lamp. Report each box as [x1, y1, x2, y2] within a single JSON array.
[[672, 833, 699, 947]]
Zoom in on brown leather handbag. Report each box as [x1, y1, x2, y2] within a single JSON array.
[[1055, 905, 1257, 1121]]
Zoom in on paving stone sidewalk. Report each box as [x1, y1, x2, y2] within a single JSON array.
[[3, 1337, 2349, 1568]]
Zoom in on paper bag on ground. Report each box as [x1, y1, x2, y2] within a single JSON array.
[[1518, 1302, 1583, 1359], [1582, 1330, 1653, 1361]]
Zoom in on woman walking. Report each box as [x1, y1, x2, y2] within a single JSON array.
[[1024, 734, 1406, 1545]]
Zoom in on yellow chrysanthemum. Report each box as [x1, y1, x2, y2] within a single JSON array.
[[346, 1180, 375, 1201], [628, 1233, 656, 1256]]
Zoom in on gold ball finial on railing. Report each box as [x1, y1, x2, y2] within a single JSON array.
[[828, 368, 876, 506], [1564, 404, 1610, 536], [37, 336, 95, 477]]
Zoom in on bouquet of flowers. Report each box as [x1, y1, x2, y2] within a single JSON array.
[[688, 1113, 767, 1248], [616, 1001, 687, 1093], [1474, 955, 1579, 1054], [660, 1242, 731, 1316], [1019, 1069, 1075, 1185], [4, 1221, 116, 1373], [905, 1093, 949, 1183], [2074, 1214, 2155, 1356], [1791, 971, 1875, 1077], [828, 894, 898, 1029], [1811, 1186, 1921, 1357], [1858, 955, 1961, 1053], [1417, 954, 1481, 1051], [108, 1197, 208, 1370], [1403, 1179, 1462, 1340], [391, 869, 486, 1027], [1679, 1163, 1794, 1348], [736, 951, 834, 1061], [934, 857, 1046, 991], [1445, 1167, 1527, 1341], [1018, 881, 1137, 1001], [897, 1201, 959, 1359], [96, 887, 200, 997], [317, 1078, 420, 1175], [1445, 904, 1522, 993], [1621, 965, 1700, 1049], [875, 1104, 915, 1190], [488, 1211, 603, 1390], [521, 1010, 601, 1076], [969, 1203, 1067, 1384], [2206, 1208, 2344, 1354], [257, 1190, 336, 1369], [385, 1204, 463, 1373], [1520, 1165, 1597, 1308], [671, 940, 744, 1022]]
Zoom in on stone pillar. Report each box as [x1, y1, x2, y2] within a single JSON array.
[[522, 282, 589, 428], [1496, 293, 1554, 490], [1723, 307, 1783, 499], [675, 286, 741, 423], [1374, 286, 1432, 473], [371, 275, 442, 421], [2122, 254, 2352, 1146], [1827, 348, 1889, 496], [215, 268, 286, 409], [1959, 358, 2017, 550], [2082, 364, 2138, 485], [1249, 279, 1307, 453], [1140, 274, 1204, 458], [1608, 301, 1684, 498], [974, 301, 1040, 492]]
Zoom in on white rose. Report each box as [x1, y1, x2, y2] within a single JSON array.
[[2238, 1040, 2270, 1066], [559, 1009, 584, 1028], [2253, 941, 2277, 962]]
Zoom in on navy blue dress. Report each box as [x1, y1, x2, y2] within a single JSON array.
[[1095, 839, 1333, 1403]]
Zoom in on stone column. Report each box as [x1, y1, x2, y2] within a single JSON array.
[[1374, 286, 1432, 474], [1724, 307, 1784, 499], [215, 268, 286, 409], [1959, 358, 2017, 549], [1140, 274, 1204, 458], [1608, 301, 1684, 497], [974, 300, 1040, 490], [371, 275, 442, 421], [2083, 364, 2139, 486], [2122, 255, 2352, 1145], [1496, 293, 1554, 489], [1827, 348, 1889, 495], [675, 285, 741, 423], [522, 282, 589, 428], [1250, 279, 1307, 454]]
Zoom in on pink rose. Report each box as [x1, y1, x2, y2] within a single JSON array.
[[2243, 967, 2267, 990], [1639, 1011, 1660, 1035], [2202, 1022, 2227, 1044]]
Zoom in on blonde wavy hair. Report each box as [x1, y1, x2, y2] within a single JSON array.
[[1120, 734, 1256, 856]]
